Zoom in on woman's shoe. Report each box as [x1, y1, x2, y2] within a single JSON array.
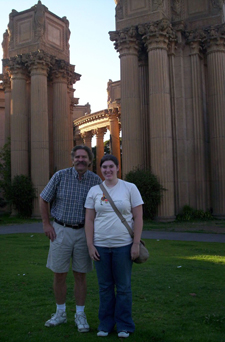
[[118, 331, 129, 338], [97, 331, 109, 337]]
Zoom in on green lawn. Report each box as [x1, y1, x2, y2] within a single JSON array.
[[0, 234, 224, 342]]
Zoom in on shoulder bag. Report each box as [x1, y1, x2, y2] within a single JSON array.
[[99, 183, 149, 264]]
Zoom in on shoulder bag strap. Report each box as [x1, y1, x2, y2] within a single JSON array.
[[99, 183, 134, 238]]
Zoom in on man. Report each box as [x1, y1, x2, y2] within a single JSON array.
[[39, 145, 102, 331]]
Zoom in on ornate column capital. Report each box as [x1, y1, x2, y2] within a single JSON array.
[[94, 127, 107, 138], [26, 50, 52, 76], [50, 58, 80, 86], [109, 26, 139, 56], [81, 130, 93, 140], [202, 24, 225, 54], [184, 29, 206, 55], [3, 55, 28, 77], [107, 108, 119, 121], [2, 73, 11, 91], [139, 19, 177, 52]]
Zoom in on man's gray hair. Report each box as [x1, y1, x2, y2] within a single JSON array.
[[71, 145, 94, 165]]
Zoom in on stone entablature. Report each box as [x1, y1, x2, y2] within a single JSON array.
[[115, 0, 225, 30]]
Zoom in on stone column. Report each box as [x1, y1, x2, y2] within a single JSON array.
[[110, 27, 143, 177], [29, 51, 50, 217], [95, 127, 106, 178], [52, 60, 70, 171], [81, 131, 93, 171], [82, 131, 93, 150], [108, 108, 121, 178], [9, 63, 29, 179], [168, 27, 189, 214], [205, 27, 225, 218], [189, 39, 207, 210], [2, 74, 11, 143], [141, 20, 175, 221], [138, 51, 150, 170]]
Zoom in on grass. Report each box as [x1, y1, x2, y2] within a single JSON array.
[[0, 213, 41, 225], [0, 234, 225, 342]]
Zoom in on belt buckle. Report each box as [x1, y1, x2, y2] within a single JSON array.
[[72, 224, 79, 229]]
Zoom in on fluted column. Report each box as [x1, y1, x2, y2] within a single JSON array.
[[82, 131, 93, 150], [95, 127, 106, 178], [108, 108, 121, 178], [205, 27, 225, 218], [82, 130, 93, 171], [52, 60, 70, 171], [141, 20, 175, 221], [110, 27, 143, 177], [2, 74, 11, 143], [168, 28, 189, 214], [29, 52, 50, 217], [138, 51, 150, 170], [9, 65, 29, 178], [189, 40, 207, 210]]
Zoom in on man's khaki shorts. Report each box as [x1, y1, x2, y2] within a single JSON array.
[[46, 221, 92, 273]]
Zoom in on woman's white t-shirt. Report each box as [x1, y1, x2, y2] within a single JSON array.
[[84, 179, 144, 247]]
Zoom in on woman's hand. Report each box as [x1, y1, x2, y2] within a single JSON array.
[[131, 242, 140, 261], [88, 244, 100, 261]]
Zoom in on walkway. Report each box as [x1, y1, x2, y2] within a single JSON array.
[[0, 222, 225, 243]]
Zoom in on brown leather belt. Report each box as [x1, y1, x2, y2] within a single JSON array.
[[54, 218, 84, 229]]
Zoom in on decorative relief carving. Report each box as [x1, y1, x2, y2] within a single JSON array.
[[116, 0, 124, 19], [152, 0, 164, 11], [62, 16, 71, 50], [8, 10, 18, 50], [211, 0, 224, 9], [171, 0, 182, 20], [34, 0, 47, 42], [2, 30, 9, 58]]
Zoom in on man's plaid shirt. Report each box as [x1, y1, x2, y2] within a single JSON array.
[[40, 167, 102, 225]]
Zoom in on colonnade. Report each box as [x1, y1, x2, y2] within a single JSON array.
[[74, 108, 121, 179], [109, 20, 225, 220]]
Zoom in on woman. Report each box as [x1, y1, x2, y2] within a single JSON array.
[[85, 155, 143, 338]]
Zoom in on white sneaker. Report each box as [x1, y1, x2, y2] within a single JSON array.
[[97, 331, 109, 337], [118, 331, 130, 338], [45, 310, 67, 327], [75, 312, 90, 332]]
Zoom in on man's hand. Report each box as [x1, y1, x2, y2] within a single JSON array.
[[43, 223, 56, 242]]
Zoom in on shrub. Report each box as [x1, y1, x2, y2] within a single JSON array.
[[0, 138, 11, 204], [10, 175, 36, 218], [176, 205, 213, 221], [124, 168, 164, 219]]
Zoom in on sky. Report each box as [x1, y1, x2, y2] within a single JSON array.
[[0, 0, 120, 114]]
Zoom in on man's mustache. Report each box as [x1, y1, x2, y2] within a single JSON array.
[[74, 161, 88, 166]]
